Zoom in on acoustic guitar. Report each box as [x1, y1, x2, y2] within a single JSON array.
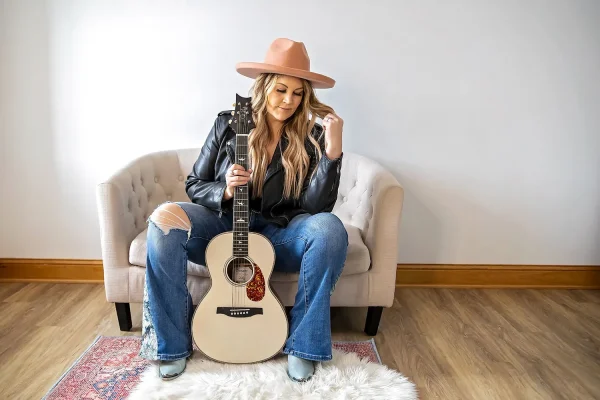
[[191, 94, 288, 364]]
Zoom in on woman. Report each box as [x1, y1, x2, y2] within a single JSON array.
[[139, 38, 348, 383]]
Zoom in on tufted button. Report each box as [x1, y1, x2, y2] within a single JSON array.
[[178, 175, 184, 181], [167, 195, 172, 200], [154, 177, 159, 183], [343, 196, 347, 202]]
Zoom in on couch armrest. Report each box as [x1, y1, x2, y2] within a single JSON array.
[[96, 150, 189, 302], [96, 171, 143, 303], [363, 168, 404, 307], [333, 153, 404, 307]]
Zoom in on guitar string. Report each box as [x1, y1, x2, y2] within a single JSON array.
[[243, 108, 247, 309], [239, 105, 249, 307], [234, 104, 249, 309], [235, 106, 253, 309]]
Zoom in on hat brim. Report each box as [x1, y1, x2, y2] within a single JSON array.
[[236, 62, 335, 89]]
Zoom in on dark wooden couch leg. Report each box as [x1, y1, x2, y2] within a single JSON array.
[[365, 306, 383, 336], [115, 302, 132, 331]]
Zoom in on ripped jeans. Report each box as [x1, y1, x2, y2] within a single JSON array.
[[139, 202, 348, 362]]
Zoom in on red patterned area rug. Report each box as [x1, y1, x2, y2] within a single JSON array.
[[43, 336, 417, 399]]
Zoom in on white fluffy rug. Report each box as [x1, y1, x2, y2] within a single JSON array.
[[129, 348, 418, 399]]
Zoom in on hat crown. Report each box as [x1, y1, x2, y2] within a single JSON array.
[[235, 38, 335, 89], [264, 38, 310, 71]]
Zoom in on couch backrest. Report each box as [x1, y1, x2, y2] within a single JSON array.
[[132, 148, 377, 235]]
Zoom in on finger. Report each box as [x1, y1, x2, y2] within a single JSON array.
[[231, 169, 251, 177], [230, 166, 247, 173], [231, 179, 250, 187], [324, 113, 338, 122], [230, 164, 247, 171], [232, 168, 252, 177]]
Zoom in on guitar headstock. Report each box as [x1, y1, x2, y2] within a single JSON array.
[[229, 94, 255, 134]]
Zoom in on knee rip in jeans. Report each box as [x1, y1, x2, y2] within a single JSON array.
[[149, 203, 191, 236]]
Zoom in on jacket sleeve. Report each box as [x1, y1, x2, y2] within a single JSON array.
[[298, 126, 343, 214], [185, 116, 228, 213]]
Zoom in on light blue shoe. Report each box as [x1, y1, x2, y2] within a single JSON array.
[[287, 354, 315, 382], [158, 358, 187, 380]]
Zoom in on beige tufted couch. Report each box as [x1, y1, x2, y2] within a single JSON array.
[[96, 149, 404, 335]]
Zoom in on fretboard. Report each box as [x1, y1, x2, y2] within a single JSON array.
[[233, 133, 249, 257]]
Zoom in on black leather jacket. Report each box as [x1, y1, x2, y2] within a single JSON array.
[[185, 111, 343, 227]]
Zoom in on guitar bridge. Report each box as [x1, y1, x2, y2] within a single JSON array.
[[216, 307, 263, 318]]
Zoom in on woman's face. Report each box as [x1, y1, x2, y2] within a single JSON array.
[[266, 75, 304, 122]]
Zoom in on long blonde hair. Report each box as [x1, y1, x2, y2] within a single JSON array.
[[248, 73, 334, 200]]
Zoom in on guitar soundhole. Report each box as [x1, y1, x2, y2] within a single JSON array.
[[225, 257, 255, 285]]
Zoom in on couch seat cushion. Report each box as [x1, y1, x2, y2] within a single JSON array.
[[129, 223, 370, 281]]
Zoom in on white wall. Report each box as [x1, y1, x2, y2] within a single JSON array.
[[1, 0, 599, 264]]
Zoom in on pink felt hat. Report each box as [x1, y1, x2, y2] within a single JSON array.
[[236, 38, 335, 89]]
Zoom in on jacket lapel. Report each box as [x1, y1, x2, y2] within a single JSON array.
[[264, 136, 286, 184], [225, 136, 236, 164]]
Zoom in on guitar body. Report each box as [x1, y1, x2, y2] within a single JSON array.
[[191, 231, 288, 364], [191, 93, 288, 364]]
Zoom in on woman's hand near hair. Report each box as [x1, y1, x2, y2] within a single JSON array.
[[223, 164, 253, 201], [322, 113, 343, 159]]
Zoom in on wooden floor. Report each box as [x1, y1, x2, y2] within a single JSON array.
[[0, 284, 598, 399]]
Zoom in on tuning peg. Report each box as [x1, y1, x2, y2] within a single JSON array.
[[231, 111, 235, 115], [232, 103, 236, 107], [229, 119, 232, 124]]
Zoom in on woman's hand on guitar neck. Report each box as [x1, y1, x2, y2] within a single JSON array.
[[223, 164, 253, 201]]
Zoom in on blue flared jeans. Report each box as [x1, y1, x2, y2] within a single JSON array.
[[138, 202, 348, 362]]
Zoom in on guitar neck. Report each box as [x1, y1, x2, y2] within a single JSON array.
[[233, 133, 249, 257]]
